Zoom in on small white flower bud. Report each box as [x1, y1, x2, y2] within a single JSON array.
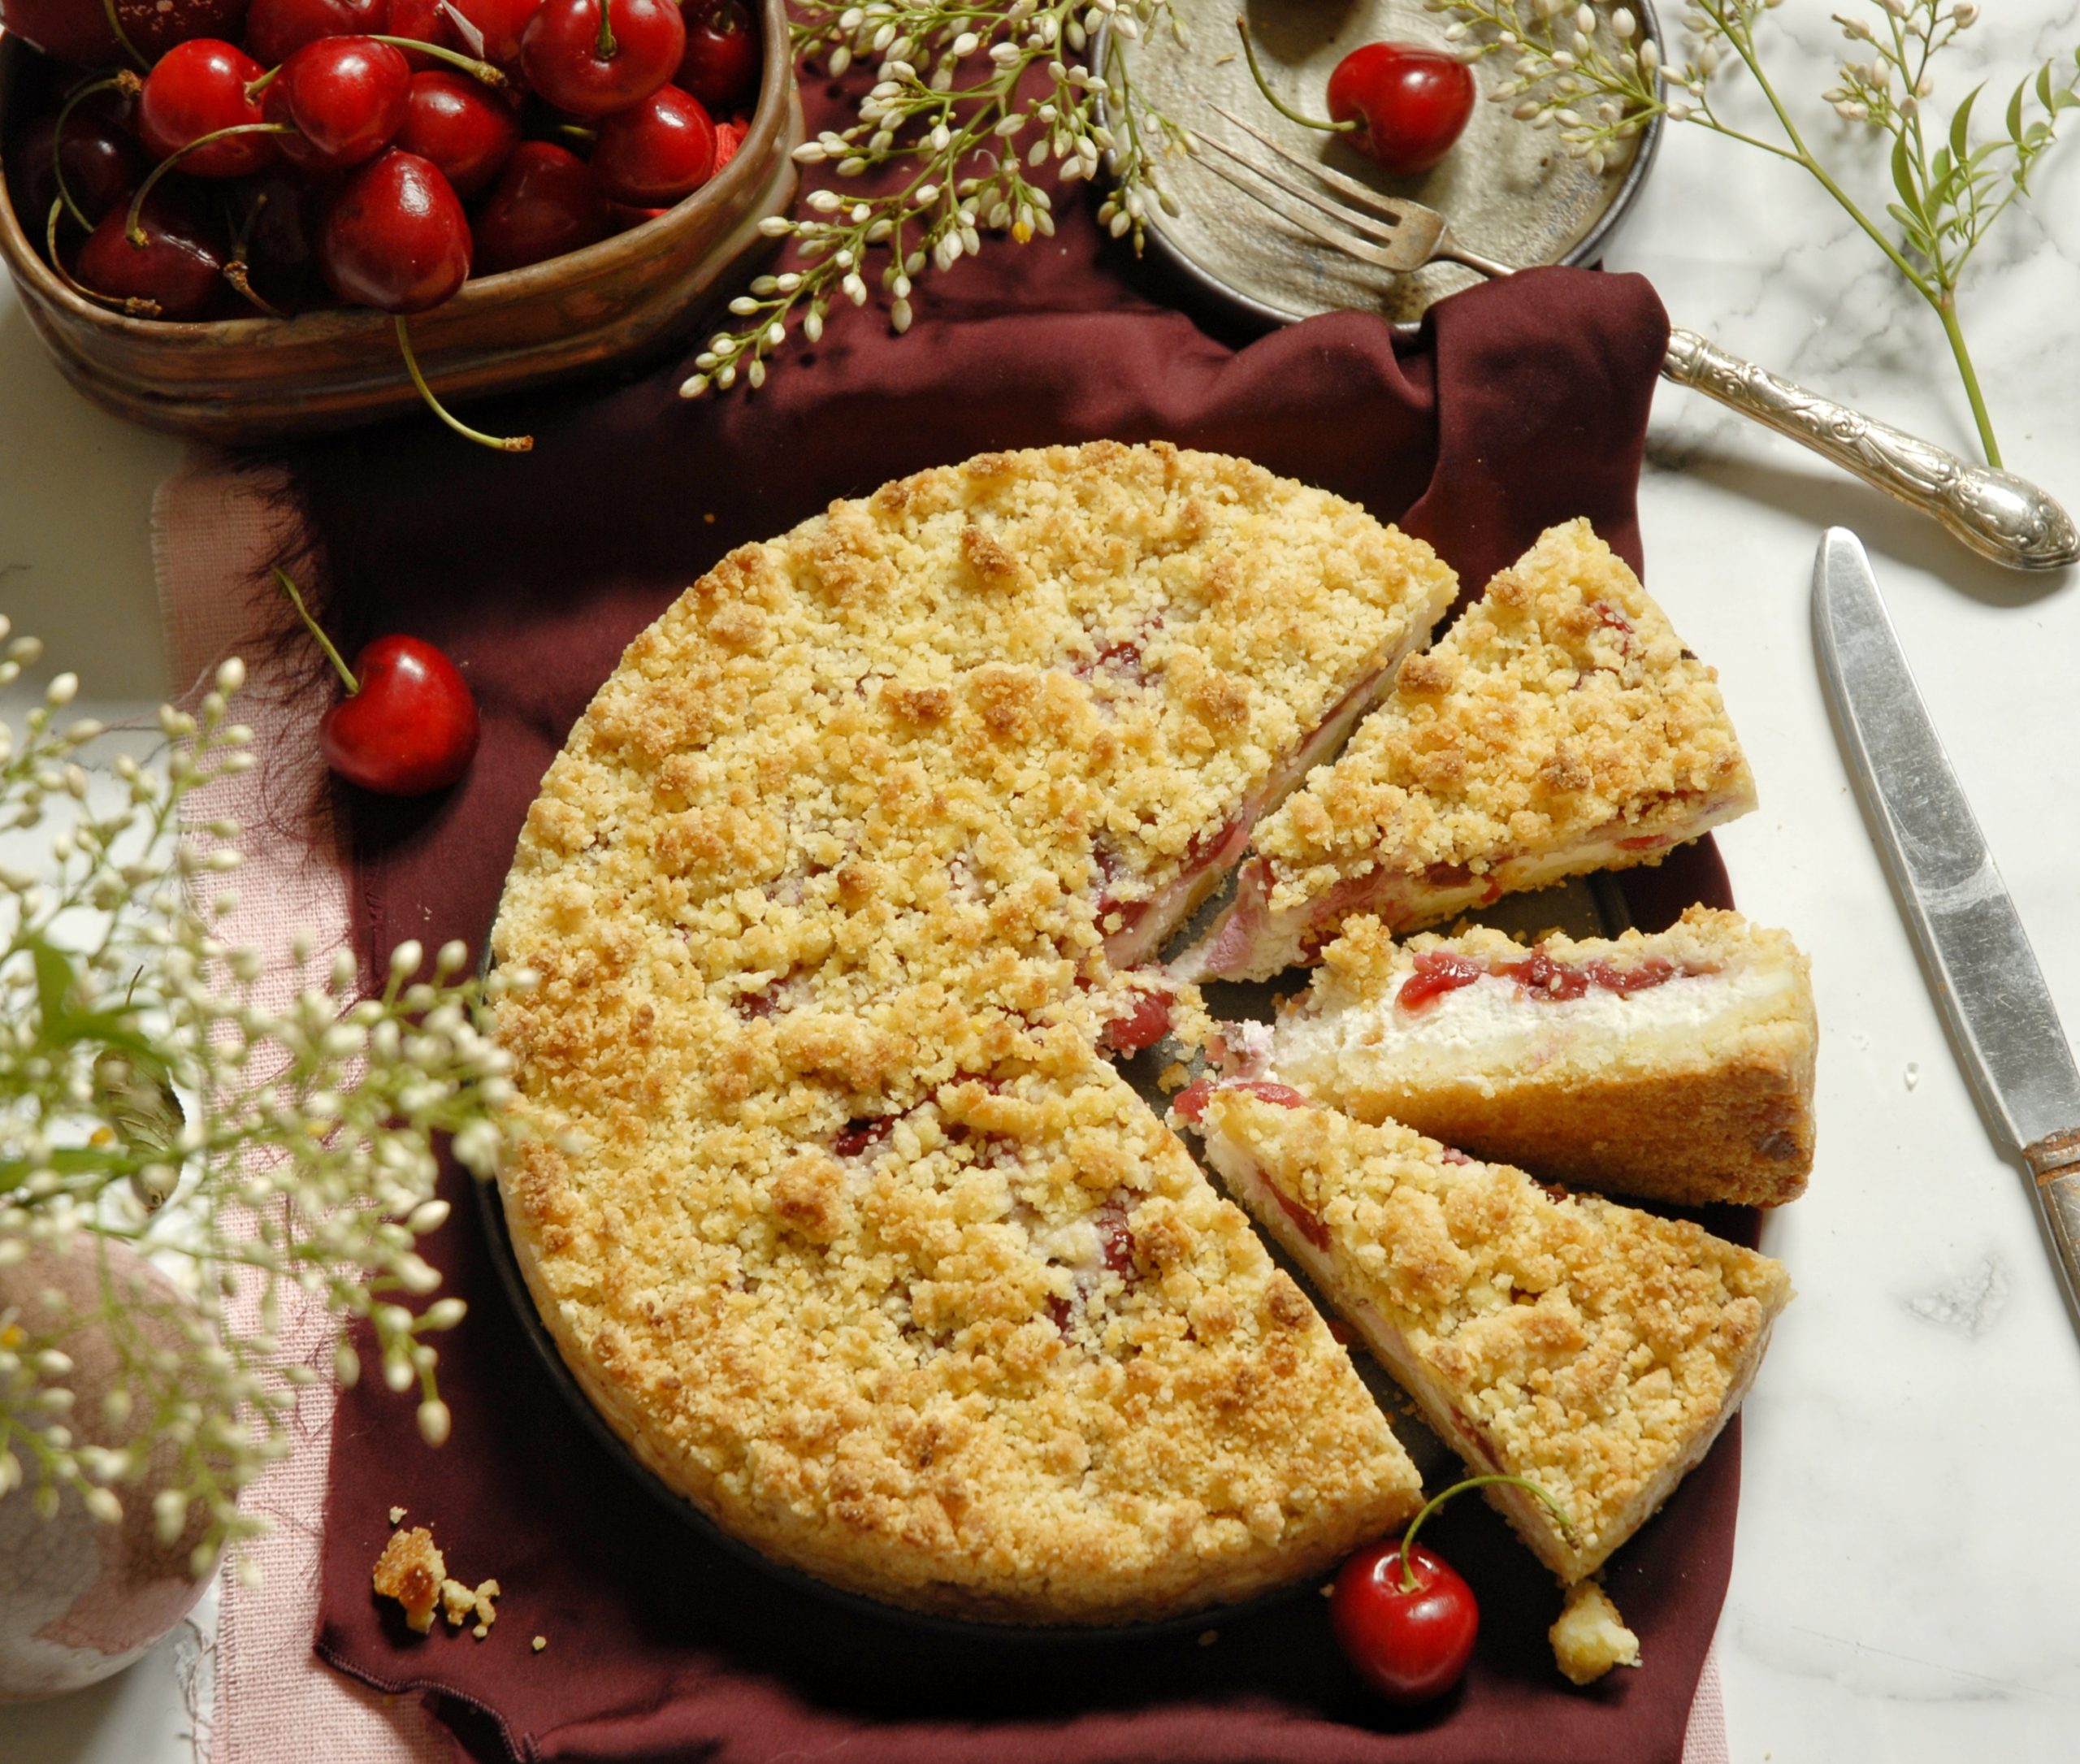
[[418, 1399, 452, 1447]]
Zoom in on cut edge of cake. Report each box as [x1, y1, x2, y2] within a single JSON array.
[[1175, 1083, 1792, 1583]]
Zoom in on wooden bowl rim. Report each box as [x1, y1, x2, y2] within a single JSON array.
[[0, 0, 797, 345]]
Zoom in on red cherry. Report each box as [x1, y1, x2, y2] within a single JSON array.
[[588, 84, 713, 206], [470, 140, 604, 273], [0, 0, 248, 67], [11, 108, 146, 226], [74, 190, 226, 319], [392, 70, 519, 196], [604, 199, 666, 233], [444, 0, 544, 68], [266, 37, 413, 171], [320, 634, 479, 795], [139, 39, 279, 178], [520, 0, 684, 117], [1330, 1541, 1480, 1704], [244, 0, 388, 64], [384, 0, 455, 67], [319, 149, 470, 310], [229, 165, 331, 301], [1324, 43, 1476, 176], [673, 0, 755, 111]]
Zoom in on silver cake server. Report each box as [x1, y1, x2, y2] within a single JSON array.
[[1814, 527, 2080, 1325]]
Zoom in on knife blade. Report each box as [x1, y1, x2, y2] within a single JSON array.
[[1813, 527, 2080, 1324]]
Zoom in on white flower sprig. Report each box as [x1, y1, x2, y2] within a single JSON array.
[[1436, 0, 2080, 468], [679, 0, 1189, 397], [0, 626, 527, 1571]]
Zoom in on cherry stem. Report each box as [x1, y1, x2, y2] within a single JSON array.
[[99, 0, 150, 72], [127, 124, 294, 246], [1396, 1474, 1574, 1595], [395, 317, 535, 453], [363, 36, 510, 85], [46, 197, 160, 317], [52, 73, 143, 230], [245, 64, 283, 100], [223, 260, 288, 318], [555, 122, 599, 145], [1235, 15, 1354, 136], [596, 0, 618, 62], [273, 566, 360, 694]]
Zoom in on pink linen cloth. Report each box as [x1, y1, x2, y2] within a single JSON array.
[[152, 448, 1731, 1764]]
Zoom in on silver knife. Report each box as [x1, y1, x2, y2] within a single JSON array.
[[1813, 527, 2080, 1324]]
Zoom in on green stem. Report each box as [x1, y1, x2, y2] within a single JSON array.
[[596, 0, 618, 61], [1235, 15, 1352, 136], [394, 317, 535, 454], [99, 0, 149, 72], [1398, 1473, 1572, 1593], [51, 74, 142, 230], [271, 567, 359, 694], [126, 124, 294, 246], [361, 37, 509, 85], [1935, 292, 2001, 467], [47, 199, 161, 318]]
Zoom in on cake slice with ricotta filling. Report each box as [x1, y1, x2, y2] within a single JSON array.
[[1174, 1083, 1792, 1583], [1240, 907, 1817, 1207], [1179, 521, 1757, 982]]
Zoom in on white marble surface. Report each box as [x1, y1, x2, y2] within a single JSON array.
[[5, 6, 2080, 1755]]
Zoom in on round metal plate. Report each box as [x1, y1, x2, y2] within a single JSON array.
[[1104, 0, 1664, 329]]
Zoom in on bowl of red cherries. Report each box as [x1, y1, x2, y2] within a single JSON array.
[[0, 0, 800, 446]]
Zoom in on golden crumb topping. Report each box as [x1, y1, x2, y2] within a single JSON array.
[[1196, 1090, 1789, 1578], [373, 1526, 445, 1635], [1254, 520, 1755, 913], [1550, 1580, 1640, 1684], [492, 444, 1448, 1622]]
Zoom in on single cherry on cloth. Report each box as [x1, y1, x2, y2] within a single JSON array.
[[674, 0, 755, 111], [471, 140, 605, 272], [137, 38, 278, 177], [266, 37, 413, 171], [393, 69, 519, 195], [275, 569, 479, 797], [1238, 20, 1476, 177], [319, 148, 470, 310], [74, 190, 225, 319], [1330, 1473, 1575, 1704], [520, 0, 684, 116], [589, 84, 713, 206], [245, 0, 389, 64]]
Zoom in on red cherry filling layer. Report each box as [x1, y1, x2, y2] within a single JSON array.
[[1396, 946, 1708, 1013]]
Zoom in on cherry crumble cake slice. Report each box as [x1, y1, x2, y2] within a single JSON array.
[[492, 444, 1447, 1623], [1176, 1084, 1791, 1584], [1242, 908, 1818, 1208], [1181, 520, 1758, 982]]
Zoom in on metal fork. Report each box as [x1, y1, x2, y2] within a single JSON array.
[[1200, 106, 2077, 573]]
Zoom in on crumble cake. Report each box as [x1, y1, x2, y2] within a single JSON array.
[[1181, 521, 1758, 982], [1242, 908, 1817, 1207], [1176, 1085, 1791, 1583], [492, 444, 1446, 1623]]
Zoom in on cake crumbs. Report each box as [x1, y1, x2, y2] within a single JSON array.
[[532, 1635, 548, 1653], [373, 1523, 500, 1639], [1158, 1061, 1190, 1094], [388, 1506, 406, 1525], [1550, 1580, 1641, 1685]]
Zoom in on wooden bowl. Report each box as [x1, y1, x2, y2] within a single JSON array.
[[0, 2, 803, 443]]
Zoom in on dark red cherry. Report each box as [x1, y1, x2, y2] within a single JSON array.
[[137, 39, 277, 178], [74, 190, 225, 319], [11, 108, 146, 226], [470, 139, 604, 272], [444, 0, 544, 68], [0, 0, 248, 66], [320, 635, 479, 795], [1324, 42, 1476, 176], [392, 69, 518, 196], [673, 0, 754, 111], [319, 149, 470, 310], [588, 83, 713, 205], [384, 0, 454, 66], [604, 198, 666, 233], [230, 165, 330, 300], [520, 0, 684, 117], [265, 37, 412, 171], [244, 0, 388, 63]]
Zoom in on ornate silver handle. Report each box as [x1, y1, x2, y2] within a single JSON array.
[[2025, 1129, 2080, 1330], [1662, 327, 2079, 572]]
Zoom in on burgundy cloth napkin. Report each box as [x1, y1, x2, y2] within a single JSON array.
[[280, 120, 1740, 1760]]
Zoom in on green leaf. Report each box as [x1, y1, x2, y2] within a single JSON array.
[[2039, 63, 2056, 113], [1950, 81, 1983, 162], [26, 933, 75, 1030], [2008, 81, 2027, 146], [1891, 132, 1928, 221]]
